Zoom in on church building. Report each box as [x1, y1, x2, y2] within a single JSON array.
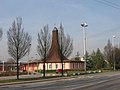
[[23, 27, 84, 72]]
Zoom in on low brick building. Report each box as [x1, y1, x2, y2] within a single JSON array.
[[23, 27, 84, 72]]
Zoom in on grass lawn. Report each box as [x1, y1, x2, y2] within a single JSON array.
[[0, 75, 62, 84]]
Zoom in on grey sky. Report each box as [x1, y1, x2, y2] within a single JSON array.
[[0, 0, 120, 61]]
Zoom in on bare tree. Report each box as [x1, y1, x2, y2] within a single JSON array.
[[37, 25, 51, 77], [7, 17, 32, 79], [58, 23, 73, 76], [0, 28, 3, 41], [104, 39, 113, 69]]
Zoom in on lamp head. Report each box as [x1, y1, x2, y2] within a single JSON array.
[[81, 23, 88, 27], [113, 35, 116, 38]]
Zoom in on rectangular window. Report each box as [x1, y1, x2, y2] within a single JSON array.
[[56, 64, 58, 69], [49, 64, 52, 69], [73, 63, 74, 69]]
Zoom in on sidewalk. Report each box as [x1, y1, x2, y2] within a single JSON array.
[[0, 74, 81, 86], [0, 73, 68, 81], [0, 74, 42, 80]]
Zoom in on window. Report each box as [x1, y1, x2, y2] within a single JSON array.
[[49, 64, 52, 69], [73, 63, 74, 69], [56, 64, 58, 69]]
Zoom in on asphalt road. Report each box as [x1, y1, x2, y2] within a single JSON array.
[[0, 72, 120, 90]]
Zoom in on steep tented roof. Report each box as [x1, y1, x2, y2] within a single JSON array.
[[46, 27, 68, 63]]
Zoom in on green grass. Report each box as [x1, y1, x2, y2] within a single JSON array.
[[35, 70, 56, 74], [0, 76, 62, 84], [0, 78, 39, 83]]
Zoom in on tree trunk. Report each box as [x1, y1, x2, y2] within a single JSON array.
[[17, 45, 19, 80], [62, 62, 64, 76], [17, 58, 19, 80], [43, 63, 45, 77]]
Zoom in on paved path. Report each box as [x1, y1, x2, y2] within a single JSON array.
[[0, 73, 62, 80], [0, 74, 42, 80]]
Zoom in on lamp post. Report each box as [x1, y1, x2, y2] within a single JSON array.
[[2, 61, 4, 72], [81, 22, 88, 72], [113, 35, 116, 70]]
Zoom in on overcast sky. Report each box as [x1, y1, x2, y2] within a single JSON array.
[[0, 0, 120, 61]]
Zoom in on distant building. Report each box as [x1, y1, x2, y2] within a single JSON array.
[[0, 62, 16, 72], [0, 61, 24, 72]]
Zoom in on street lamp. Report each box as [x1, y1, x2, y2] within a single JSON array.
[[113, 35, 116, 70], [81, 22, 88, 72]]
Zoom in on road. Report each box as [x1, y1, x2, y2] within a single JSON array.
[[0, 72, 120, 90]]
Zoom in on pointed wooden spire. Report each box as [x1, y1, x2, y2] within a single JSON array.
[[46, 27, 67, 63]]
